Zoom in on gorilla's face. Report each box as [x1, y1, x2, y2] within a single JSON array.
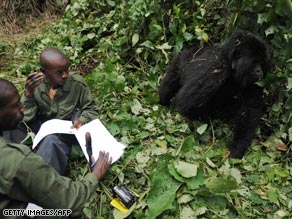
[[232, 47, 266, 87]]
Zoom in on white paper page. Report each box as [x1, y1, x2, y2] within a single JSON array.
[[75, 119, 125, 163], [25, 203, 43, 211], [32, 119, 74, 148], [32, 119, 125, 163]]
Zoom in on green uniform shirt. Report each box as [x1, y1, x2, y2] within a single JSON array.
[[22, 73, 99, 124], [0, 136, 98, 218]]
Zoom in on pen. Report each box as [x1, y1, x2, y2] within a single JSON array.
[[71, 108, 82, 124], [85, 132, 93, 167], [28, 71, 44, 81], [28, 75, 37, 81], [90, 160, 97, 168]]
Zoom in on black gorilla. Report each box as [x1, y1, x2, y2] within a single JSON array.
[[158, 30, 271, 158]]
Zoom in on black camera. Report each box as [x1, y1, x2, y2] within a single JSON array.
[[112, 185, 138, 209]]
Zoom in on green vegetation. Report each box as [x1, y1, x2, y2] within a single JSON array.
[[1, 0, 291, 218]]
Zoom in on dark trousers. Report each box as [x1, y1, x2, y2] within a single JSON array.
[[36, 134, 78, 175]]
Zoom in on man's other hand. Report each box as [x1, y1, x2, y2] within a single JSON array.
[[91, 151, 112, 180], [71, 119, 83, 129], [25, 72, 45, 98]]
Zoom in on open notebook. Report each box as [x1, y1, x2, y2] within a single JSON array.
[[32, 119, 125, 163]]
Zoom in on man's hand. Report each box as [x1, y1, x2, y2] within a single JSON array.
[[25, 72, 45, 98], [71, 119, 83, 129], [91, 151, 112, 180]]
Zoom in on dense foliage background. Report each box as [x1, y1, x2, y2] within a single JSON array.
[[0, 0, 291, 218]]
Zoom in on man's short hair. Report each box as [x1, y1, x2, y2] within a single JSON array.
[[0, 78, 18, 107], [40, 48, 67, 68]]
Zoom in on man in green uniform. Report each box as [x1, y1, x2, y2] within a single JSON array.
[[0, 78, 112, 218], [4, 48, 99, 175]]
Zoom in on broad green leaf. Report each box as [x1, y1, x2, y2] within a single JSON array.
[[106, 0, 116, 7], [194, 207, 208, 216], [132, 33, 139, 47], [131, 99, 143, 115], [183, 32, 193, 41], [230, 168, 242, 184], [288, 199, 292, 209], [114, 75, 125, 91], [220, 158, 231, 175], [136, 131, 150, 139], [180, 135, 195, 153], [236, 186, 250, 197], [185, 170, 205, 190], [289, 127, 292, 141], [165, 135, 175, 143], [200, 8, 206, 16], [261, 135, 285, 148], [155, 42, 172, 50], [206, 196, 228, 211], [268, 187, 279, 204], [147, 155, 180, 219], [246, 174, 261, 184], [87, 33, 95, 39], [275, 209, 288, 217], [151, 145, 167, 156], [169, 22, 177, 35], [288, 78, 292, 90], [168, 163, 185, 182], [155, 139, 167, 148], [257, 13, 268, 24], [206, 157, 217, 168], [107, 123, 121, 136], [72, 2, 80, 9], [265, 26, 278, 36], [177, 194, 194, 204], [201, 33, 209, 42], [174, 160, 198, 178], [140, 40, 154, 49], [255, 80, 265, 87], [273, 166, 289, 178], [82, 207, 92, 218], [205, 176, 239, 193], [180, 205, 196, 219], [196, 124, 208, 135], [136, 151, 150, 164], [41, 38, 51, 44]]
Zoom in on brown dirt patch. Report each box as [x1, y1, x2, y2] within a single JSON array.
[[0, 13, 60, 72]]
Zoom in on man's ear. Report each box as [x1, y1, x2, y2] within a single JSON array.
[[40, 67, 45, 73]]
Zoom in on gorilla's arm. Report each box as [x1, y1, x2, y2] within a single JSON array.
[[229, 86, 265, 158], [158, 56, 181, 106], [158, 46, 199, 106]]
